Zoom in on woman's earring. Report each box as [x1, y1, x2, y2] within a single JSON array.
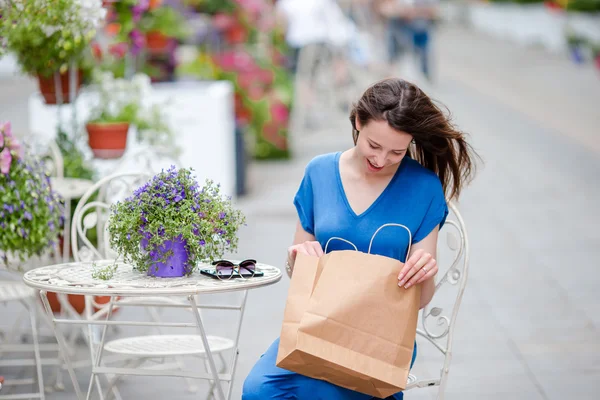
[[411, 139, 416, 144]]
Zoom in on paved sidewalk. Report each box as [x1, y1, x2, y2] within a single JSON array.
[[1, 23, 599, 399]]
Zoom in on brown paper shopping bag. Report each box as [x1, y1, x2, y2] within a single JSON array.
[[276, 224, 421, 399]]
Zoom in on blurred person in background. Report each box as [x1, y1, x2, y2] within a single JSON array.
[[275, 0, 357, 121], [375, 0, 439, 81], [275, 0, 355, 76]]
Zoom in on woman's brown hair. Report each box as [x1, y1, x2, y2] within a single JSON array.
[[350, 78, 479, 200]]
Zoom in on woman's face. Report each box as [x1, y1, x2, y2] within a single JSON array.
[[355, 118, 413, 175]]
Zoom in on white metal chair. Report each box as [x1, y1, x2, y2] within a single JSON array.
[[404, 201, 470, 399], [0, 272, 45, 400], [71, 172, 235, 399]]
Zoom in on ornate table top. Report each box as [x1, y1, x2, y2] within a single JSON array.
[[23, 259, 282, 296], [50, 177, 94, 200]]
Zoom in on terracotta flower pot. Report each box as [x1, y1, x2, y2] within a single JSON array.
[[86, 122, 129, 159], [46, 292, 116, 314], [146, 31, 171, 53], [37, 69, 83, 105], [149, 0, 163, 10]]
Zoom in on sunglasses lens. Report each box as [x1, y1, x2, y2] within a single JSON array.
[[239, 260, 256, 277], [215, 265, 234, 280], [240, 260, 256, 272]]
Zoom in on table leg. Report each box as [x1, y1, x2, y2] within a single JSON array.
[[188, 295, 226, 400], [85, 296, 115, 400], [39, 291, 84, 400], [224, 290, 248, 400]]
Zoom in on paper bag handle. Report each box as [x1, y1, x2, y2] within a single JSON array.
[[368, 223, 412, 259], [324, 223, 412, 258], [324, 237, 358, 254]]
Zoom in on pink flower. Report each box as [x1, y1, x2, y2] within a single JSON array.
[[0, 148, 12, 175], [212, 13, 236, 31], [270, 101, 289, 124], [109, 42, 128, 58], [235, 0, 264, 14]]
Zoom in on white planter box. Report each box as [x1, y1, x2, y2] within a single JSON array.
[[27, 80, 238, 198]]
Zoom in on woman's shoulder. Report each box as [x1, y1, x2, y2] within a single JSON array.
[[401, 157, 445, 195], [304, 152, 339, 175]]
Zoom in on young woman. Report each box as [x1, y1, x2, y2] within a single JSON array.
[[243, 78, 478, 399]]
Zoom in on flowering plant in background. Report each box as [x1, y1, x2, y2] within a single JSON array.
[[107, 166, 246, 275], [0, 122, 64, 267], [0, 0, 106, 76], [108, 0, 150, 56], [88, 70, 176, 146], [88, 70, 149, 125]]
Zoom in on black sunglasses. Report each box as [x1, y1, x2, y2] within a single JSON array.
[[211, 259, 257, 280]]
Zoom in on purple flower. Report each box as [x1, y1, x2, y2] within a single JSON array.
[[200, 240, 206, 246], [129, 29, 145, 56], [198, 212, 205, 218], [3, 204, 13, 213], [23, 211, 32, 220], [20, 228, 27, 238], [48, 221, 55, 231], [219, 212, 226, 219], [126, 233, 131, 240]]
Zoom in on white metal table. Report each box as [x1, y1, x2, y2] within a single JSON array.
[[23, 259, 282, 400]]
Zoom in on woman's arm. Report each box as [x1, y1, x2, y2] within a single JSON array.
[[286, 220, 323, 278], [399, 227, 440, 309]]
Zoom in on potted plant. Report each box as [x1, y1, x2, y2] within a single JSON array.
[[0, 122, 64, 268], [140, 5, 189, 53], [0, 0, 106, 104], [85, 71, 150, 158], [107, 166, 246, 277]]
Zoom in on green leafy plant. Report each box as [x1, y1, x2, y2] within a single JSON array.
[[0, 0, 106, 77], [140, 6, 189, 40], [0, 122, 63, 266], [55, 129, 96, 181], [107, 166, 246, 274], [91, 262, 117, 280], [183, 0, 237, 15]]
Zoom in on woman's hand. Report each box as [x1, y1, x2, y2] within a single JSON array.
[[397, 248, 437, 289], [287, 241, 324, 267]]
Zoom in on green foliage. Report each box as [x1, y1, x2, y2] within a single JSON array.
[[0, 0, 105, 76], [107, 167, 246, 274], [183, 0, 237, 14], [140, 6, 189, 40]]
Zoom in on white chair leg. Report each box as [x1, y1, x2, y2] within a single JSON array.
[[27, 299, 45, 400]]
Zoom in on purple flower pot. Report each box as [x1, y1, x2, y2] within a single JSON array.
[[142, 236, 190, 278]]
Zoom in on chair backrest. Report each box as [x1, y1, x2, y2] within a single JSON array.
[[412, 200, 470, 396], [71, 173, 152, 262], [35, 138, 64, 178]]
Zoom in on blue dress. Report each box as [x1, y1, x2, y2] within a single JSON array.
[[243, 152, 448, 399]]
